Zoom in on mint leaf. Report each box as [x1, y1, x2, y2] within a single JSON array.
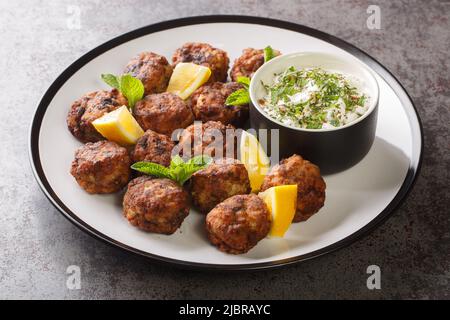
[[170, 155, 185, 168], [264, 46, 275, 63], [120, 74, 145, 108], [172, 167, 185, 183], [178, 162, 208, 185], [177, 167, 198, 185], [186, 155, 212, 166], [236, 76, 250, 89], [225, 88, 250, 106], [131, 162, 173, 179], [102, 73, 144, 108], [131, 156, 212, 185], [174, 155, 211, 185], [101, 74, 120, 89]]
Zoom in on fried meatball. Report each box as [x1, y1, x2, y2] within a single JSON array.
[[190, 158, 251, 213], [131, 129, 175, 166], [206, 194, 271, 254], [123, 176, 190, 234], [67, 89, 127, 143], [230, 48, 281, 81], [172, 42, 229, 83], [261, 154, 326, 222], [124, 52, 173, 95], [133, 92, 194, 135], [177, 121, 238, 160], [190, 82, 249, 127], [70, 141, 131, 194]]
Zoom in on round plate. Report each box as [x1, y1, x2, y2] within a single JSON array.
[[29, 16, 422, 271]]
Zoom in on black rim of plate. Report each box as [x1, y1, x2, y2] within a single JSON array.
[[29, 15, 423, 271]]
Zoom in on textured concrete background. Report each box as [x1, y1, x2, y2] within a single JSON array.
[[0, 0, 449, 299]]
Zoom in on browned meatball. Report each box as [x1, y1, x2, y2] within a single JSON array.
[[123, 176, 190, 234], [70, 141, 131, 194], [190, 82, 249, 127], [172, 42, 229, 83], [67, 89, 127, 143], [261, 154, 326, 222], [230, 48, 281, 81], [177, 121, 238, 160], [131, 129, 175, 166], [206, 194, 271, 254], [124, 52, 173, 95], [190, 158, 250, 213], [133, 92, 194, 136]]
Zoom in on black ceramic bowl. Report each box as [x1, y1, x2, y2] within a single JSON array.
[[249, 52, 379, 174]]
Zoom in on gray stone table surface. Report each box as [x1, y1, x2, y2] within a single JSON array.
[[0, 0, 448, 299]]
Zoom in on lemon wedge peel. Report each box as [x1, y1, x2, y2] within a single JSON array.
[[259, 185, 298, 238], [92, 105, 144, 146], [166, 62, 211, 99], [239, 131, 270, 192]]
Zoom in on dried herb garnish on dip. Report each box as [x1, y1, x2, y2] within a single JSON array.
[[261, 67, 369, 129]]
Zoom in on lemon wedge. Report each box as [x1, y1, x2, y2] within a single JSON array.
[[259, 185, 298, 237], [92, 105, 144, 146], [166, 62, 211, 99], [240, 131, 270, 192]]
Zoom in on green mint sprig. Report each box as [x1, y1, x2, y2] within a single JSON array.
[[101, 73, 144, 108], [226, 45, 275, 106], [225, 76, 251, 106], [131, 155, 212, 186], [263, 45, 275, 63]]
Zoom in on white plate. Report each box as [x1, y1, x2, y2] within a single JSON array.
[[29, 16, 422, 270]]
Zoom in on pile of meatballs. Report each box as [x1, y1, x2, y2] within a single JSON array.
[[67, 43, 326, 255]]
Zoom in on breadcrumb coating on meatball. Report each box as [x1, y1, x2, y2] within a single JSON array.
[[205, 194, 271, 254], [133, 92, 194, 136], [261, 154, 326, 222], [176, 121, 238, 160], [190, 82, 249, 127], [131, 129, 175, 166], [190, 158, 251, 213], [172, 42, 229, 83], [123, 176, 190, 234], [230, 48, 281, 81], [124, 52, 173, 95], [70, 140, 131, 194], [67, 89, 128, 143]]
